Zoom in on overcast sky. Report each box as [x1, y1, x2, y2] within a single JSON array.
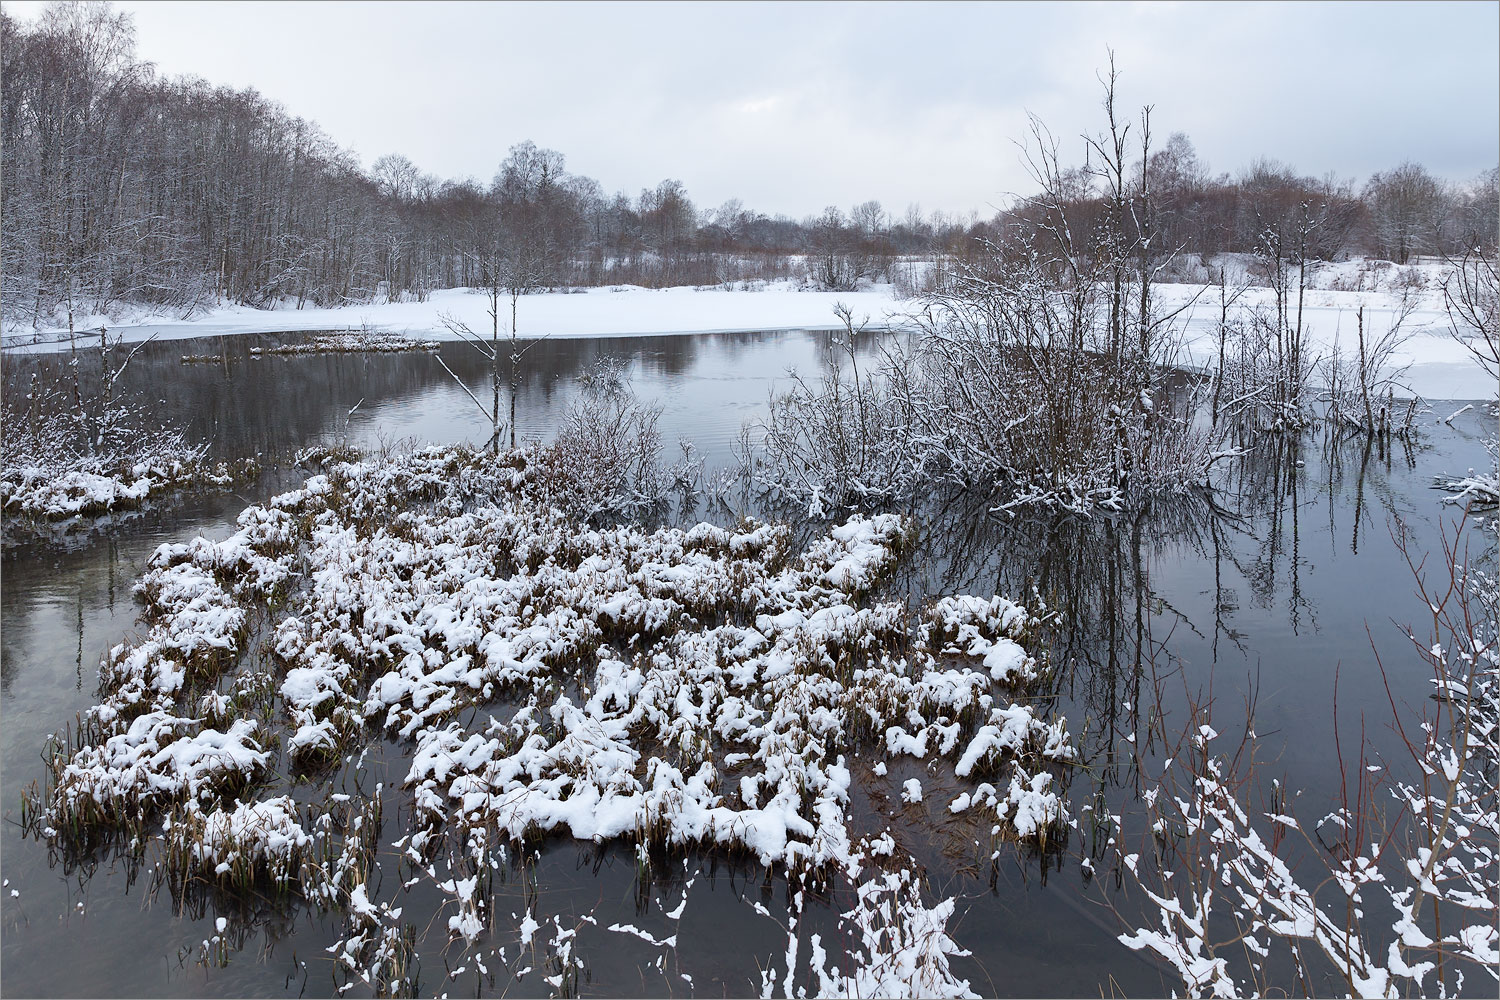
[[7, 0, 1498, 218]]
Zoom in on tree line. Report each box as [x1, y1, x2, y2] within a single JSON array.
[[3, 1, 1495, 330], [1003, 127, 1497, 277]]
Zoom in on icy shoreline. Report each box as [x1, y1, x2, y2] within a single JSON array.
[[0, 282, 910, 351], [4, 272, 1490, 399]]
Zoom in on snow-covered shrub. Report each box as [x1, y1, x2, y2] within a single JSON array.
[[525, 359, 674, 520], [752, 108, 1244, 518], [753, 248, 1226, 516], [1206, 300, 1313, 434], [920, 241, 1228, 512], [750, 305, 925, 513], [1, 341, 214, 527]]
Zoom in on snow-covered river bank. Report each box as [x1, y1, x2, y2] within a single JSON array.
[[5, 273, 1493, 399]]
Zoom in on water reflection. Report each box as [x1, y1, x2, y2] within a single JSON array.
[[890, 420, 1484, 806], [4, 328, 895, 468], [1, 330, 1493, 998]]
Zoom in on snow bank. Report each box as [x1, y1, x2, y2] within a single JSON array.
[[2, 281, 907, 351]]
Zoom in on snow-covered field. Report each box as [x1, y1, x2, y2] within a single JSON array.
[[4, 264, 1492, 399], [1158, 280, 1493, 400]]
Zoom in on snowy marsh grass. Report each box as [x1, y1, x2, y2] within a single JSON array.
[[367, 923, 420, 998], [285, 722, 356, 775], [24, 714, 131, 836], [1108, 514, 1499, 997], [293, 442, 363, 470], [540, 918, 587, 998], [32, 703, 273, 858], [155, 786, 392, 964], [28, 444, 1079, 995], [161, 797, 311, 901], [110, 614, 249, 690], [228, 669, 279, 722]]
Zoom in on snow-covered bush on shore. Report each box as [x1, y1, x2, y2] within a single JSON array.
[[29, 443, 1078, 996]]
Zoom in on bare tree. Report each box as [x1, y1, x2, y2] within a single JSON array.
[[1364, 161, 1447, 264], [754, 59, 1223, 516], [810, 205, 870, 291], [1441, 248, 1499, 385], [1323, 294, 1421, 436], [436, 214, 551, 451]]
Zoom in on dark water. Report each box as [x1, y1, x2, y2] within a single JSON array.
[[2, 330, 1495, 997], [7, 329, 853, 464]]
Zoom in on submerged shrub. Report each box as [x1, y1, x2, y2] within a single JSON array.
[[527, 360, 673, 520]]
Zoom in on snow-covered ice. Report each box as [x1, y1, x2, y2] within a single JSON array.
[[3, 282, 905, 352]]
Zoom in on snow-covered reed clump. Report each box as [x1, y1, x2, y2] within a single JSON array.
[[253, 330, 442, 354], [164, 794, 313, 887], [0, 403, 222, 524], [28, 443, 1078, 995]]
